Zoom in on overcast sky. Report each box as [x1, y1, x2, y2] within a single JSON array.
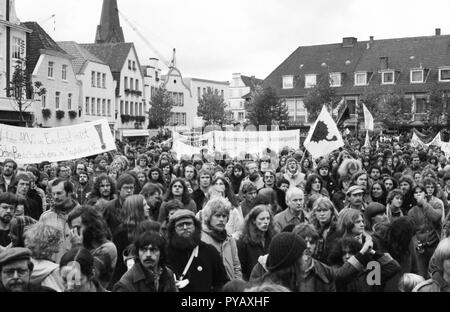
[[15, 0, 450, 82]]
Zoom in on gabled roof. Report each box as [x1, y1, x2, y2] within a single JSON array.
[[241, 75, 263, 89], [265, 34, 450, 98], [79, 42, 136, 73], [57, 41, 106, 74], [22, 21, 71, 74]]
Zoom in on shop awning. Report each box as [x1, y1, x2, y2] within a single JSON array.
[[121, 129, 150, 137]]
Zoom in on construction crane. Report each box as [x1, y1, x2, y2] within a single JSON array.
[[39, 14, 56, 31], [116, 9, 172, 68]]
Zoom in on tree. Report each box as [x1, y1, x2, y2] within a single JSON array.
[[148, 86, 174, 129], [303, 74, 342, 122], [197, 87, 226, 125], [5, 58, 46, 126], [245, 86, 289, 127], [377, 89, 412, 131], [426, 82, 448, 127]]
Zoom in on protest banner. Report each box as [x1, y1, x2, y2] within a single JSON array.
[[0, 119, 116, 164], [172, 131, 214, 157]]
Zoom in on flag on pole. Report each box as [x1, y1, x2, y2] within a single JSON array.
[[304, 105, 344, 159], [362, 103, 374, 131], [364, 130, 370, 148]]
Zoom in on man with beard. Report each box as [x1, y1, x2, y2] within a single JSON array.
[[283, 157, 306, 189], [191, 169, 212, 210], [0, 159, 17, 193], [0, 248, 55, 292], [398, 175, 416, 215], [86, 174, 116, 207], [403, 154, 423, 176], [94, 156, 108, 176], [74, 170, 92, 205], [39, 179, 80, 263], [0, 193, 18, 246], [113, 231, 177, 292], [241, 162, 264, 191], [263, 170, 287, 211], [166, 209, 228, 292], [273, 187, 306, 232]]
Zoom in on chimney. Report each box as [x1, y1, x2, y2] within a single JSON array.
[[380, 56, 389, 70], [370, 36, 374, 42], [342, 37, 357, 47], [436, 28, 441, 36], [367, 36, 374, 50]]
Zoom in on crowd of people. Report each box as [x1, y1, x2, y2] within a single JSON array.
[[1, 129, 450, 292]]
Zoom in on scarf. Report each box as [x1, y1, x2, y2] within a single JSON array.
[[205, 226, 228, 243]]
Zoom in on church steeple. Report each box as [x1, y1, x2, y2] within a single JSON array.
[[95, 0, 125, 44]]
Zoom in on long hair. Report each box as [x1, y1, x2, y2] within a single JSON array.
[[327, 237, 362, 266], [370, 182, 387, 204], [309, 197, 339, 231], [385, 216, 415, 261], [240, 205, 276, 245], [88, 174, 116, 201], [304, 174, 324, 195], [165, 178, 191, 205], [336, 209, 363, 237], [212, 176, 239, 207], [148, 167, 165, 188]]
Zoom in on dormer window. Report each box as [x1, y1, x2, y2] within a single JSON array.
[[439, 67, 450, 82], [282, 75, 294, 89], [329, 73, 342, 87], [305, 74, 317, 88], [381, 70, 395, 85], [410, 69, 424, 83], [355, 72, 367, 86]]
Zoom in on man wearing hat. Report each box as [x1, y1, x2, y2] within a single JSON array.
[[340, 185, 366, 214], [165, 209, 228, 292], [0, 247, 54, 292]]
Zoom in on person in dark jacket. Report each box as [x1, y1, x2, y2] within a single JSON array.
[[165, 209, 228, 292], [237, 205, 277, 280], [113, 231, 177, 292]]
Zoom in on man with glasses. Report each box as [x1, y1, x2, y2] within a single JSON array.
[[0, 193, 18, 247], [0, 247, 55, 292], [166, 209, 228, 292]]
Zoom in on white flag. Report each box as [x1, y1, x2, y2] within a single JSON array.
[[364, 130, 370, 148], [304, 105, 344, 159], [362, 103, 374, 131]]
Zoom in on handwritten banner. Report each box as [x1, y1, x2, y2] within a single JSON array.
[[0, 119, 116, 164]]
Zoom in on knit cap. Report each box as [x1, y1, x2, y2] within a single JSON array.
[[266, 232, 306, 272]]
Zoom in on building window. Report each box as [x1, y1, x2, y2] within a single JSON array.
[[238, 112, 244, 120], [132, 61, 136, 70], [135, 103, 138, 116], [415, 97, 427, 114], [439, 68, 450, 82], [97, 99, 101, 115], [91, 97, 95, 115], [329, 73, 341, 87], [102, 99, 106, 115], [130, 78, 134, 90], [305, 74, 317, 88], [410, 69, 424, 83], [135, 79, 139, 91], [197, 87, 201, 99], [203, 87, 206, 95], [91, 71, 96, 87], [130, 101, 134, 115], [355, 72, 367, 86], [12, 37, 23, 59], [41, 95, 46, 108], [107, 100, 111, 116], [48, 62, 54, 78], [182, 113, 186, 125], [125, 101, 129, 114], [120, 100, 124, 114], [128, 60, 132, 70], [68, 93, 72, 110], [85, 97, 90, 114], [97, 73, 101, 88], [55, 92, 60, 109], [124, 77, 128, 90], [381, 71, 395, 84], [139, 102, 143, 116], [282, 75, 294, 89], [221, 90, 224, 98], [62, 65, 68, 81], [102, 73, 106, 88]]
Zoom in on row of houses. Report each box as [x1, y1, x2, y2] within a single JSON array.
[[0, 0, 264, 141]]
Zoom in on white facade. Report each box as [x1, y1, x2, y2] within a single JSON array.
[[0, 0, 32, 125], [229, 73, 250, 122], [116, 47, 147, 139], [31, 53, 81, 127]]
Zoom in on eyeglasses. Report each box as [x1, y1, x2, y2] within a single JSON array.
[[175, 221, 194, 229], [2, 268, 29, 277]]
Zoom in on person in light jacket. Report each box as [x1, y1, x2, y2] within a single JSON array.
[[200, 197, 242, 280]]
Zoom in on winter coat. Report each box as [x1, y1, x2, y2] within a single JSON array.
[[30, 258, 64, 292], [113, 262, 177, 292], [237, 235, 272, 281], [201, 228, 242, 280], [166, 241, 229, 292], [407, 197, 443, 247], [283, 170, 305, 189], [332, 190, 347, 212], [273, 208, 306, 233]]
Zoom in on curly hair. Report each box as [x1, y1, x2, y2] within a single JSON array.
[[337, 159, 362, 179], [88, 174, 116, 202], [164, 178, 192, 205], [304, 174, 324, 195], [24, 223, 62, 260], [327, 237, 362, 266], [148, 166, 165, 186], [202, 197, 232, 226]]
